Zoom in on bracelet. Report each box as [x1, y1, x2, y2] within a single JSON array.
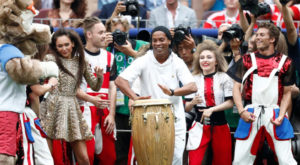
[[239, 110, 246, 116]]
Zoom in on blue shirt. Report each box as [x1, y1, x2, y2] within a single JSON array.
[[210, 0, 225, 11]]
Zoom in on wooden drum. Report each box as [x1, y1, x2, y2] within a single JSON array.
[[131, 99, 175, 165]]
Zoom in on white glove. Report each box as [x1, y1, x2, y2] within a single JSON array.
[[39, 61, 59, 79]]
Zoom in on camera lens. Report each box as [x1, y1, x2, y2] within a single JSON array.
[[112, 30, 127, 45]]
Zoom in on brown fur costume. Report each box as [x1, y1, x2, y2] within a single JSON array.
[[0, 0, 58, 84]]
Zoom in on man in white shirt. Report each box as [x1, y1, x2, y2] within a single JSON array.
[[115, 26, 197, 165]]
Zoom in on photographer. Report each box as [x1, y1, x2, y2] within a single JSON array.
[[173, 26, 196, 72], [98, 0, 148, 28], [104, 15, 149, 165], [203, 0, 239, 29]]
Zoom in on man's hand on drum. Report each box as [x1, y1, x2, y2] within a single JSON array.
[[91, 94, 110, 109], [240, 109, 256, 123], [132, 95, 151, 101], [128, 99, 135, 114], [104, 114, 115, 134]]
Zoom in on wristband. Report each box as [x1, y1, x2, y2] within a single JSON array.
[[170, 89, 174, 96]]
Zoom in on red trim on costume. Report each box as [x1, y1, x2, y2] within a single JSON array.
[[34, 117, 47, 138], [188, 122, 197, 131], [23, 114, 32, 165], [22, 114, 31, 143]]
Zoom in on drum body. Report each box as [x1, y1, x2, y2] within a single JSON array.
[[132, 99, 175, 165]]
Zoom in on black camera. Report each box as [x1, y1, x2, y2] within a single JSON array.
[[222, 24, 244, 43], [173, 25, 191, 45], [112, 29, 127, 45], [239, 0, 271, 17], [121, 0, 139, 17]]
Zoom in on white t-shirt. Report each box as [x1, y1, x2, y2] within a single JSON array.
[[0, 63, 26, 113], [80, 49, 114, 93], [120, 50, 195, 135]]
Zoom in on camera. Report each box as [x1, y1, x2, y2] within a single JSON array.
[[121, 0, 139, 17], [239, 0, 271, 17], [222, 24, 244, 43], [112, 29, 127, 45], [173, 25, 191, 45]]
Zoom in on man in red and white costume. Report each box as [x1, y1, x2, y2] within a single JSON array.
[[203, 0, 239, 28], [228, 22, 297, 164], [77, 16, 117, 165]]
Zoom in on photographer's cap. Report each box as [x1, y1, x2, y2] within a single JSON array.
[[151, 26, 172, 40]]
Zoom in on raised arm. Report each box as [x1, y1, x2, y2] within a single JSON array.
[[281, 2, 298, 45], [238, 6, 249, 32], [84, 61, 103, 92]]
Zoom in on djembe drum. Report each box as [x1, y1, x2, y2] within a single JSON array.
[[131, 99, 175, 165]]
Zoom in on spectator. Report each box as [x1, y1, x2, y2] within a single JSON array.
[[98, 1, 148, 27], [267, 0, 300, 29], [174, 34, 196, 71], [148, 0, 198, 28], [104, 15, 149, 165], [203, 0, 225, 11], [203, 0, 239, 29], [47, 0, 87, 27]]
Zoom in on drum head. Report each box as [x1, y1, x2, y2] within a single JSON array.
[[133, 99, 172, 107]]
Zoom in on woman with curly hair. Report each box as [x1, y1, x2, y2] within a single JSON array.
[[185, 40, 233, 165], [48, 0, 87, 27]]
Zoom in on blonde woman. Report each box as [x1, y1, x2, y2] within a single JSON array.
[[185, 41, 233, 165]]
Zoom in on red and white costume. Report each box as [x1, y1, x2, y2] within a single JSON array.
[[80, 49, 116, 165], [20, 107, 54, 165], [230, 52, 297, 165], [268, 4, 300, 29], [185, 72, 233, 165], [203, 10, 240, 29]]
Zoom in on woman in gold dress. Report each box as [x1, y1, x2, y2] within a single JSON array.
[[41, 28, 103, 164]]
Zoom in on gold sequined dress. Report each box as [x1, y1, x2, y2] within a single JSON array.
[[40, 55, 102, 142]]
